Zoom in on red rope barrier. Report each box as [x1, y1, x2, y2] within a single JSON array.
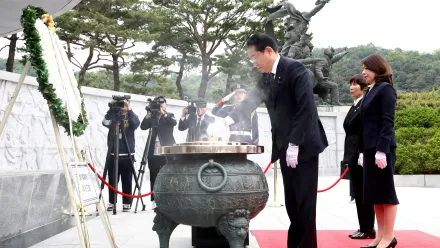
[[263, 161, 272, 174], [87, 162, 152, 198], [317, 167, 349, 193], [87, 160, 348, 198]]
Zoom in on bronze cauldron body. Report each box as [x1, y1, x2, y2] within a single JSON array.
[[151, 141, 269, 248]]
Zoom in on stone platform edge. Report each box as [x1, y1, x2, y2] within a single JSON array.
[[394, 175, 440, 188]]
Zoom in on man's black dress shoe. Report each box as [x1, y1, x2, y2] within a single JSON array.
[[351, 229, 376, 239], [349, 230, 360, 238]]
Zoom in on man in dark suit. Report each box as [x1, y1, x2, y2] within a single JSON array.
[[140, 96, 176, 209], [342, 75, 375, 239], [224, 33, 328, 248], [178, 102, 215, 141]]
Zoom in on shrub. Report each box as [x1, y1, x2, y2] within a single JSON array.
[[395, 107, 440, 129], [395, 127, 439, 145], [393, 90, 440, 175], [395, 131, 440, 175], [397, 90, 440, 111]]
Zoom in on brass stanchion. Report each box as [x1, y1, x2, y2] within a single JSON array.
[[269, 160, 284, 207]]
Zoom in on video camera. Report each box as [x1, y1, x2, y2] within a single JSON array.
[[108, 95, 131, 109], [184, 96, 207, 115], [146, 97, 166, 114]]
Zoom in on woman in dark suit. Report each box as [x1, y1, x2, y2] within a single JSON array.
[[342, 74, 376, 240], [359, 54, 399, 248]]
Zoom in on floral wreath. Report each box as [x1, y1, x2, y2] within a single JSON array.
[[20, 6, 88, 137]]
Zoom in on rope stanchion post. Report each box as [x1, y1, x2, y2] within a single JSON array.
[[268, 160, 284, 208]]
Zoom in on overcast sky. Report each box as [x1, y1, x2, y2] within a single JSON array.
[[1, 0, 439, 63], [293, 0, 439, 53]]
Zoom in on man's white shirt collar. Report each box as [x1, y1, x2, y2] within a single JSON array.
[[271, 55, 280, 74]]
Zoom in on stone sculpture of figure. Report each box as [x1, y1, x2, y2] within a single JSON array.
[[264, 0, 350, 105], [298, 47, 349, 105], [288, 33, 314, 59], [266, 0, 330, 56]]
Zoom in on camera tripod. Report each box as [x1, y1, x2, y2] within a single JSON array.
[[186, 112, 198, 142], [132, 111, 169, 213], [99, 108, 146, 215]]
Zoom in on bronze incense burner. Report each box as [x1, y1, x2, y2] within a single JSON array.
[[152, 138, 269, 248]]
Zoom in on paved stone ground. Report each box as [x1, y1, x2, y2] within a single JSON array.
[[30, 169, 440, 248]]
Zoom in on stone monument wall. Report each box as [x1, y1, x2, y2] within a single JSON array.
[[0, 70, 349, 242]]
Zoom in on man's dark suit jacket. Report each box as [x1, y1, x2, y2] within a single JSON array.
[[361, 83, 397, 153], [341, 98, 363, 178], [140, 113, 177, 156], [178, 114, 215, 141], [228, 56, 328, 162]]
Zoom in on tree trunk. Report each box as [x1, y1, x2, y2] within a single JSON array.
[[197, 54, 210, 99], [112, 54, 120, 91], [6, 34, 18, 72], [78, 47, 94, 86], [175, 54, 186, 100], [224, 73, 233, 95], [66, 40, 73, 62]]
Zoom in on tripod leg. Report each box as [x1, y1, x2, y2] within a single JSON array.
[[120, 127, 146, 210], [99, 155, 110, 202], [113, 123, 121, 215], [132, 132, 150, 211], [134, 162, 147, 213]]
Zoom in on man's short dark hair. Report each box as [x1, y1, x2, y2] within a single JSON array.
[[246, 34, 278, 52]]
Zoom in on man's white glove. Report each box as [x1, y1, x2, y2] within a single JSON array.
[[222, 92, 235, 102], [375, 151, 387, 169], [358, 153, 363, 167], [224, 116, 235, 126], [286, 145, 299, 168]]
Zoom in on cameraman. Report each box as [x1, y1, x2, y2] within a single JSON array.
[[102, 98, 140, 212], [140, 96, 176, 209], [212, 84, 259, 145], [178, 101, 215, 141]]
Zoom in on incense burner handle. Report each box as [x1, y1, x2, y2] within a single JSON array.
[[197, 159, 228, 193]]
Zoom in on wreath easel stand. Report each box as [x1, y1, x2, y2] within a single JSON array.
[[0, 6, 116, 248]]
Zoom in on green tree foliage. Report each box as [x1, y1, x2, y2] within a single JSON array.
[[55, 0, 157, 91], [82, 69, 178, 98], [151, 0, 268, 99], [54, 7, 106, 86], [139, 5, 201, 100]]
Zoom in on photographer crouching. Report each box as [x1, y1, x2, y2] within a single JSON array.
[[102, 95, 140, 212], [140, 96, 176, 209]]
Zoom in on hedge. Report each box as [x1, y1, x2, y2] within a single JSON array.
[[394, 90, 440, 175]]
